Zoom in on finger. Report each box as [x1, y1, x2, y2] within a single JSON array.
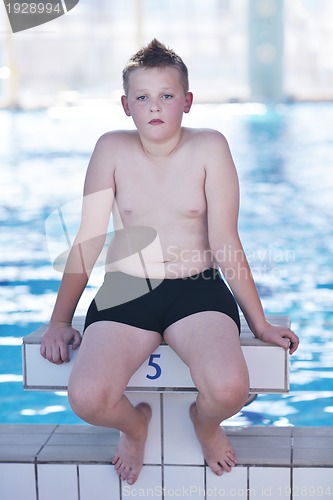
[[72, 331, 82, 350], [279, 337, 291, 350], [282, 338, 290, 351], [287, 330, 299, 355], [45, 346, 53, 363], [49, 346, 63, 365], [59, 344, 70, 363], [289, 338, 299, 355], [40, 343, 46, 358], [287, 329, 296, 339]]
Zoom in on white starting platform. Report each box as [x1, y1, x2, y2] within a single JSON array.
[[22, 314, 289, 393]]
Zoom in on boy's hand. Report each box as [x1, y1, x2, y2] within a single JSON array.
[[40, 322, 82, 364], [255, 321, 299, 355]]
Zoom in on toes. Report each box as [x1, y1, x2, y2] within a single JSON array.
[[227, 448, 237, 461], [208, 453, 236, 476], [112, 459, 139, 485], [219, 460, 232, 473], [207, 461, 224, 476], [126, 468, 139, 485], [218, 453, 236, 472], [114, 460, 122, 471], [120, 465, 131, 482], [226, 450, 237, 467], [226, 453, 236, 467], [114, 459, 126, 475]]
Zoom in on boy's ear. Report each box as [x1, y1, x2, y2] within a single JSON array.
[[184, 92, 193, 114], [121, 95, 132, 116]]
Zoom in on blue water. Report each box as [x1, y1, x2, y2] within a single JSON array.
[[1, 102, 333, 425]]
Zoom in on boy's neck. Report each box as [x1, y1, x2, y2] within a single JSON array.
[[139, 129, 185, 159]]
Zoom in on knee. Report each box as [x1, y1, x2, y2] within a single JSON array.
[[67, 381, 104, 423], [203, 375, 250, 414], [220, 379, 250, 412], [67, 379, 119, 424]]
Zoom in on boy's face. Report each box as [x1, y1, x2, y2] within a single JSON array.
[[121, 67, 193, 143]]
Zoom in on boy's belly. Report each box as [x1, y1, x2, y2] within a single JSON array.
[[104, 226, 214, 279]]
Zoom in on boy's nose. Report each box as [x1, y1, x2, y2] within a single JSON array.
[[150, 100, 161, 112]]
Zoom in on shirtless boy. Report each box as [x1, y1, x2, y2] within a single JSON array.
[[41, 39, 299, 485]]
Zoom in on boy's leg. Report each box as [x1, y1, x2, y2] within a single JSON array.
[[164, 311, 249, 475], [68, 321, 161, 484]]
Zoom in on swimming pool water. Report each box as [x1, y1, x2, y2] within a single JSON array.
[[1, 102, 333, 425]]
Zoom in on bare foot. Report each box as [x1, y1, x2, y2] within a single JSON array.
[[111, 403, 151, 485], [190, 403, 236, 476]]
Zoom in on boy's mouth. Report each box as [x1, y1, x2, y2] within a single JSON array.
[[149, 119, 164, 125]]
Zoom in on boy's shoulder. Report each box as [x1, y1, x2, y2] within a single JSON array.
[[185, 127, 229, 150], [97, 129, 138, 145], [185, 127, 227, 141]]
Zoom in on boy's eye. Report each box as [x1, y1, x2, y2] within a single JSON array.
[[137, 96, 148, 101], [163, 94, 173, 100]]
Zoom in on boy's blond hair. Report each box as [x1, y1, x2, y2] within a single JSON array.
[[122, 39, 189, 96]]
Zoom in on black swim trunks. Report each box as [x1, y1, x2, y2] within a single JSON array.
[[84, 268, 240, 335]]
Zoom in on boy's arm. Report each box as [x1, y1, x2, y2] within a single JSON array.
[[204, 131, 299, 354], [41, 133, 116, 363]]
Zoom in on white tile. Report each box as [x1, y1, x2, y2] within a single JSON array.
[[121, 465, 161, 498], [79, 465, 120, 500], [37, 464, 78, 500], [242, 346, 287, 392], [249, 467, 291, 499], [206, 466, 248, 497], [164, 466, 205, 499], [0, 464, 36, 500], [125, 392, 162, 464], [293, 468, 333, 498], [163, 393, 203, 465]]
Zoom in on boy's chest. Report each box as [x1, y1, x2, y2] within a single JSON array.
[[114, 159, 207, 221]]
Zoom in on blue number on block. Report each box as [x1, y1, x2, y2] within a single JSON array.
[[146, 353, 162, 380]]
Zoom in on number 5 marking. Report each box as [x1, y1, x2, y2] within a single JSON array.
[[146, 353, 162, 380]]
